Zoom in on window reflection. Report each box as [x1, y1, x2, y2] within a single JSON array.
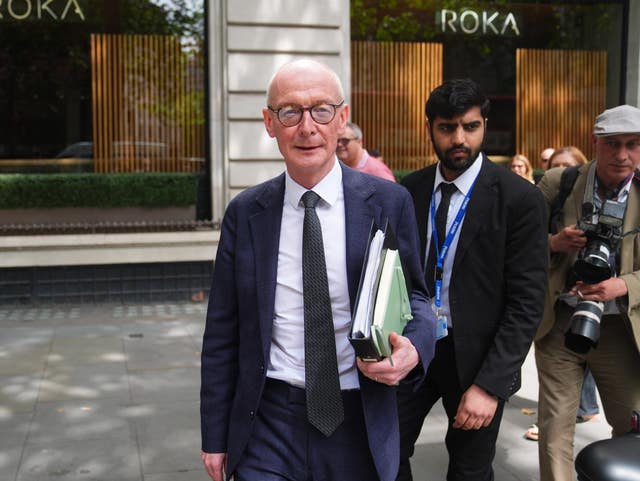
[[0, 0, 206, 175]]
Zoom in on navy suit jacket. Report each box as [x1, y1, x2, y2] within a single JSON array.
[[201, 162, 436, 481], [402, 155, 548, 400]]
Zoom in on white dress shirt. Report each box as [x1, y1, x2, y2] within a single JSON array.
[[425, 154, 482, 327], [267, 159, 360, 389]]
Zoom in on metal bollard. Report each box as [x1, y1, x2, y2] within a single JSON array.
[[575, 411, 640, 481]]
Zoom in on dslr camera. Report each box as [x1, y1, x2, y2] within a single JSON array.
[[565, 199, 626, 353]]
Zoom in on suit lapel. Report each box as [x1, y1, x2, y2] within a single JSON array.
[[621, 178, 640, 274], [248, 175, 285, 360], [414, 167, 436, 266], [452, 157, 495, 270], [342, 165, 383, 311]]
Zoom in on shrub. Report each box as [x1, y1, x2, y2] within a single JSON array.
[[0, 173, 200, 209]]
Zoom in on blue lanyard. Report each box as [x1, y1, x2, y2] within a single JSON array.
[[429, 179, 477, 308]]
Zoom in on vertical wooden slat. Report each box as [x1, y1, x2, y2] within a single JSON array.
[[516, 48, 606, 167], [351, 40, 442, 171], [90, 33, 204, 173]]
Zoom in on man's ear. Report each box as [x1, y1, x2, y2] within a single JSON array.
[[263, 108, 276, 138], [337, 103, 349, 136]]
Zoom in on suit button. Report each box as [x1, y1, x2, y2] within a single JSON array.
[[259, 364, 264, 373], [249, 410, 255, 419]]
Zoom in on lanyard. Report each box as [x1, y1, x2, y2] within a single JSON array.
[[430, 179, 477, 308]]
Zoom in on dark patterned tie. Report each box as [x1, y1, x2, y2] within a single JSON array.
[[426, 182, 457, 293], [301, 190, 344, 436]]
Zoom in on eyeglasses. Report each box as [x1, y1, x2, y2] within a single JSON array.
[[337, 137, 357, 146], [267, 100, 344, 127]]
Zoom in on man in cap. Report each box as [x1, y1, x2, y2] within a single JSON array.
[[535, 104, 640, 481]]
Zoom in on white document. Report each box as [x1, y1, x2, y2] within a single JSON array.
[[351, 229, 385, 337]]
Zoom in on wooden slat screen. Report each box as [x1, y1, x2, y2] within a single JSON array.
[[351, 41, 443, 171], [516, 48, 607, 168], [91, 34, 204, 173]]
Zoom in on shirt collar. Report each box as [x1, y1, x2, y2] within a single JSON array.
[[594, 173, 633, 202], [434, 152, 482, 195], [285, 157, 342, 208]]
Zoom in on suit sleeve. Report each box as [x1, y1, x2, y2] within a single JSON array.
[[474, 186, 549, 400], [394, 190, 437, 383], [200, 200, 240, 453]]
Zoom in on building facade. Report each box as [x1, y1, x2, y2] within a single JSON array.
[[1, 0, 639, 303]]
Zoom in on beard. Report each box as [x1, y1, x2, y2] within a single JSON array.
[[434, 143, 480, 173]]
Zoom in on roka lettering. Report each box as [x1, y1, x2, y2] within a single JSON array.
[[0, 0, 86, 21]]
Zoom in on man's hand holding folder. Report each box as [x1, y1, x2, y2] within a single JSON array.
[[357, 332, 420, 386], [349, 220, 420, 385]]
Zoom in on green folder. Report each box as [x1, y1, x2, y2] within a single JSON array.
[[371, 248, 413, 360], [349, 220, 413, 362]]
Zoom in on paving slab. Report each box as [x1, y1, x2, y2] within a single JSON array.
[[1, 373, 43, 414], [145, 470, 210, 481], [26, 398, 134, 445], [134, 400, 202, 475], [0, 302, 618, 481], [0, 410, 31, 481], [128, 366, 200, 404], [0, 327, 53, 376], [17, 438, 141, 481], [39, 363, 130, 403]]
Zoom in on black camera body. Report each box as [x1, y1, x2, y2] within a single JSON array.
[[566, 199, 626, 353]]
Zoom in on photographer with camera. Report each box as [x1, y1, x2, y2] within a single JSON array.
[[535, 105, 640, 481]]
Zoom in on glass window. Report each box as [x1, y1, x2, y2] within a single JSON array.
[[0, 0, 208, 225], [351, 1, 626, 167]]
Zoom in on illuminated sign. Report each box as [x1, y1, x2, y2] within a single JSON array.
[[0, 0, 86, 21], [438, 9, 521, 36]]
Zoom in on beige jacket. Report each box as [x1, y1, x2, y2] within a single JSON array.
[[536, 162, 640, 352]]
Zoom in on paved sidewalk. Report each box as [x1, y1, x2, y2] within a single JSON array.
[[1, 302, 611, 481]]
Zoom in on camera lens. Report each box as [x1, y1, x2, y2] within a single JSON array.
[[574, 240, 612, 284], [565, 300, 603, 354]]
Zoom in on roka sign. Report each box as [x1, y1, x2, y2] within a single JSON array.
[[439, 9, 521, 36], [0, 0, 86, 21]]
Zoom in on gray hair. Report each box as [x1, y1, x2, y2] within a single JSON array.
[[346, 121, 362, 139]]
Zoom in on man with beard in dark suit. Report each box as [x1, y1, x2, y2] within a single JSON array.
[[396, 78, 548, 481]]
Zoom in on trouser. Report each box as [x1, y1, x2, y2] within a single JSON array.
[[535, 306, 640, 481], [234, 378, 379, 481], [397, 333, 505, 481]]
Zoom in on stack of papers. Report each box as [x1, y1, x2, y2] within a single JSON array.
[[349, 222, 413, 362]]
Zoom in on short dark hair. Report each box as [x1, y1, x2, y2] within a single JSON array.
[[425, 79, 490, 124]]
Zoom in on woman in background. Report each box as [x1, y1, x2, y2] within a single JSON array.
[[509, 154, 535, 183], [548, 145, 588, 168]]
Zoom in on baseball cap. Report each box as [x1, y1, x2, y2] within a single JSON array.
[[593, 104, 640, 136]]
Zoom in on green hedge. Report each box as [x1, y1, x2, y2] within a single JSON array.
[[392, 169, 415, 183], [0, 173, 200, 209]]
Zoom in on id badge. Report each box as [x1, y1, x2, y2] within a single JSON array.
[[434, 307, 449, 340]]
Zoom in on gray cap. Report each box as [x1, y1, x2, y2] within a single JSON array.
[[593, 104, 640, 136]]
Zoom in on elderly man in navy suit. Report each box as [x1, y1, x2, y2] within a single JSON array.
[[200, 59, 436, 481]]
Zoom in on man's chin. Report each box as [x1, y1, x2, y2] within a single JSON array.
[[442, 156, 473, 172]]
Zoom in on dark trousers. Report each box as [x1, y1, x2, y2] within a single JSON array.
[[396, 334, 505, 481], [234, 378, 379, 481]]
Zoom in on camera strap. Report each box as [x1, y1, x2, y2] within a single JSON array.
[[548, 165, 580, 234]]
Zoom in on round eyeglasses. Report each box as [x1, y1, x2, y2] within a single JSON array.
[[267, 100, 344, 127]]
